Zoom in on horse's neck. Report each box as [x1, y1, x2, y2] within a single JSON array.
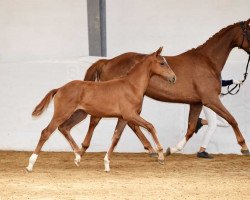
[[197, 25, 238, 73], [125, 61, 151, 95]]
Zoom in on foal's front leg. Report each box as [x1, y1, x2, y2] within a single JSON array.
[[58, 109, 88, 165], [58, 110, 88, 167], [127, 114, 164, 163], [128, 124, 157, 157], [104, 118, 127, 172], [80, 116, 101, 156]]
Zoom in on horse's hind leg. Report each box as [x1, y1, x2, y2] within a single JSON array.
[[204, 96, 249, 154], [104, 118, 127, 172], [58, 110, 88, 166], [128, 124, 157, 157], [26, 118, 63, 172], [80, 116, 101, 156], [167, 103, 202, 155], [26, 107, 76, 172]]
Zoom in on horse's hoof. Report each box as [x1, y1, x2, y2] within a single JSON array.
[[104, 168, 110, 172], [149, 152, 158, 158], [158, 159, 165, 165], [166, 147, 171, 156], [241, 149, 250, 155], [25, 167, 32, 173]]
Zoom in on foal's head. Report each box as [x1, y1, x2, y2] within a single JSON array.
[[236, 19, 250, 54], [147, 47, 176, 83]]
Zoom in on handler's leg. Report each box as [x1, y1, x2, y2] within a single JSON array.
[[197, 106, 216, 158]]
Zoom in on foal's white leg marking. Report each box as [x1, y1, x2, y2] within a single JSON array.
[[170, 138, 187, 154], [74, 152, 81, 167], [104, 153, 110, 172], [26, 153, 38, 172]]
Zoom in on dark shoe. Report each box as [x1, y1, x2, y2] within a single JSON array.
[[197, 151, 213, 159], [195, 118, 203, 134]]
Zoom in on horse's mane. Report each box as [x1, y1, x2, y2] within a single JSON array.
[[185, 21, 241, 53]]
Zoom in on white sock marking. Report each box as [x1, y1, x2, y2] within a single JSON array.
[[104, 153, 110, 172], [26, 153, 38, 172]]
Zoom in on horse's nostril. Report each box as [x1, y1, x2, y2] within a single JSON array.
[[172, 76, 176, 83]]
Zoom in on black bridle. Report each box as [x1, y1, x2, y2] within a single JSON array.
[[221, 21, 250, 96]]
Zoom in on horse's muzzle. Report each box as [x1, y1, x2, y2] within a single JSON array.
[[168, 75, 176, 84]]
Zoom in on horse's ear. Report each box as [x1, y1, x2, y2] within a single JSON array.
[[155, 46, 163, 56], [247, 18, 250, 26]]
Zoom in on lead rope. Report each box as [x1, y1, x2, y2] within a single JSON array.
[[221, 54, 250, 96]]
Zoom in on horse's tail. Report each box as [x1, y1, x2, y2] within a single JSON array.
[[32, 89, 58, 117], [84, 59, 106, 81]]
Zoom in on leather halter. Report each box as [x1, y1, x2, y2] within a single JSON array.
[[239, 21, 250, 52]]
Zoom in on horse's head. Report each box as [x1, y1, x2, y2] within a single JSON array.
[[148, 47, 176, 84], [237, 19, 250, 54]]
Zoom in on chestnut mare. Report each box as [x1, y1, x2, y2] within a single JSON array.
[[26, 48, 176, 172], [57, 20, 250, 160]]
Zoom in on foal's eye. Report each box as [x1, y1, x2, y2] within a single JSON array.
[[160, 62, 164, 65]]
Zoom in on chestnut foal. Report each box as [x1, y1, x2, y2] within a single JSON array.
[[26, 47, 176, 172]]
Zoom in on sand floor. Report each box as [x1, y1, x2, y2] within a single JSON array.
[[0, 151, 249, 200]]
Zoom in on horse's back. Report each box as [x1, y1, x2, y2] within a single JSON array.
[[99, 52, 146, 81]]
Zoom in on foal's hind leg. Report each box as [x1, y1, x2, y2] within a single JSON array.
[[167, 103, 202, 155], [80, 116, 101, 156], [128, 124, 157, 157], [26, 107, 76, 172], [104, 118, 127, 172], [26, 118, 67, 172], [58, 110, 88, 166], [204, 96, 249, 154]]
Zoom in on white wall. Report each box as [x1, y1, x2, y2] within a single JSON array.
[[0, 0, 249, 154], [0, 0, 88, 62]]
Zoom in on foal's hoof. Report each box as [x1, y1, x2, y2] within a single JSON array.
[[165, 147, 171, 156], [158, 159, 165, 165], [241, 149, 250, 155], [74, 160, 80, 167], [149, 152, 158, 158], [74, 154, 81, 167]]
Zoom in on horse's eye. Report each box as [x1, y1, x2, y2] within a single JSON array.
[[160, 62, 164, 65]]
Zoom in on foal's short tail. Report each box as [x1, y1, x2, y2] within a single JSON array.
[[84, 59, 106, 81], [32, 89, 58, 117]]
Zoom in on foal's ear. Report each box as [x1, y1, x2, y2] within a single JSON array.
[[155, 46, 163, 56]]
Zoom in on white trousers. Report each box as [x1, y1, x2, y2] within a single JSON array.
[[201, 106, 229, 148]]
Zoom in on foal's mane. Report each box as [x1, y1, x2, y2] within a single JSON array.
[[186, 21, 241, 53]]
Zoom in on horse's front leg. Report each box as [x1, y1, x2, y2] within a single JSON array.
[[104, 118, 127, 172], [167, 103, 203, 155], [128, 124, 157, 157], [203, 96, 249, 154]]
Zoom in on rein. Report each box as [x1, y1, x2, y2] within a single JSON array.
[[221, 21, 250, 96]]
